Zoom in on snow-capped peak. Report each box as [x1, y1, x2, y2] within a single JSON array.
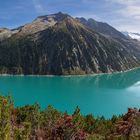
[[122, 31, 140, 41]]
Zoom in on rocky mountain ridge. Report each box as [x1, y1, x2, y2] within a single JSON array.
[[76, 17, 127, 40], [0, 12, 140, 75]]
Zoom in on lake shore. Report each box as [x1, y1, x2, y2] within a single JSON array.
[[0, 66, 140, 77]]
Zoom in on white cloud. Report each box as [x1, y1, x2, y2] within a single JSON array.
[[106, 0, 140, 5], [118, 6, 140, 19], [32, 0, 45, 13], [105, 0, 140, 33], [107, 0, 140, 18]]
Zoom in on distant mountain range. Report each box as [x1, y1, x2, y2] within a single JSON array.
[[122, 31, 140, 41], [0, 12, 140, 75]]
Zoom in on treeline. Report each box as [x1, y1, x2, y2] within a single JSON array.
[[0, 95, 139, 140]]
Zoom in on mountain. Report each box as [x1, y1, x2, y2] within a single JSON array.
[[76, 17, 127, 39], [122, 31, 140, 41], [0, 12, 140, 75], [76, 17, 140, 61], [0, 28, 13, 40]]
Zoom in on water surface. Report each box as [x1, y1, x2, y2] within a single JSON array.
[[0, 68, 140, 118]]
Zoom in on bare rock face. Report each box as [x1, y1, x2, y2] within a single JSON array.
[[0, 12, 140, 75], [0, 28, 19, 41], [0, 28, 13, 40]]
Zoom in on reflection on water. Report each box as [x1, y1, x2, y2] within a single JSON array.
[[127, 80, 140, 96], [0, 68, 140, 118], [68, 68, 140, 89]]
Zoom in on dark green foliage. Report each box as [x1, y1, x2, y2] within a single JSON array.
[[0, 96, 12, 140], [15, 103, 40, 128]]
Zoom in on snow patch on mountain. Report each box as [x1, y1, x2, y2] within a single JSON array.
[[122, 31, 140, 41]]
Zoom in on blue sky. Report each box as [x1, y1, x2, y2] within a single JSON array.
[[0, 0, 140, 33]]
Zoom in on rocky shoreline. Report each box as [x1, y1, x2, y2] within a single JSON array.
[[0, 66, 139, 77]]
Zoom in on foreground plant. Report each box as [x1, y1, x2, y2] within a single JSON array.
[[0, 95, 140, 140]]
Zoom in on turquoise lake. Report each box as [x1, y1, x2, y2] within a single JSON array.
[[0, 68, 140, 118]]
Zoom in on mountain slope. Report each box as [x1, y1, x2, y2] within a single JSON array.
[[77, 17, 140, 59], [0, 12, 140, 75], [76, 18, 127, 39]]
